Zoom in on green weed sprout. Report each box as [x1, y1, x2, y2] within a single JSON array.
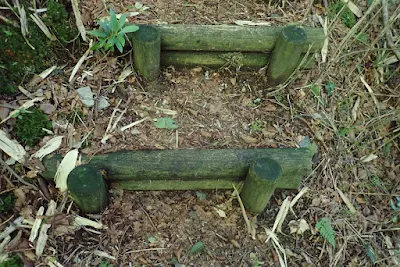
[[88, 10, 139, 53]]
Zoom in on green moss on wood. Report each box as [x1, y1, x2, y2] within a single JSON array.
[[117, 180, 242, 190], [240, 158, 282, 213], [129, 25, 161, 81], [161, 51, 316, 69], [152, 24, 324, 53], [41, 148, 313, 190], [267, 26, 308, 85]]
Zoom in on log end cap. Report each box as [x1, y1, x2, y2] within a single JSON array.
[[282, 26, 307, 43], [132, 25, 161, 42], [67, 164, 104, 195], [252, 157, 282, 181]]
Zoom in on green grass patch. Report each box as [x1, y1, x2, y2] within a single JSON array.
[[15, 107, 52, 147], [0, 192, 16, 214], [0, 0, 77, 94]]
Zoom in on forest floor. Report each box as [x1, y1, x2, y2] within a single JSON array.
[[0, 0, 399, 266]]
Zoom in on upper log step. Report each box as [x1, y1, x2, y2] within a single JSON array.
[[149, 24, 325, 53]]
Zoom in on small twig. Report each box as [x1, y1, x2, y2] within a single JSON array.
[[125, 247, 167, 254], [38, 177, 52, 200], [0, 158, 38, 190], [381, 0, 400, 61], [140, 204, 158, 232], [232, 184, 256, 239]]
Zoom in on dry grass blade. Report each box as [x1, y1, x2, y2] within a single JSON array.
[[36, 223, 51, 257], [360, 76, 380, 110], [319, 0, 381, 82], [93, 250, 116, 260], [335, 187, 357, 215], [31, 136, 63, 160], [54, 149, 79, 192], [120, 117, 148, 131], [342, 0, 363, 17], [290, 187, 309, 210], [0, 129, 27, 163], [1, 97, 45, 125], [0, 235, 11, 254], [381, 0, 400, 60], [69, 40, 93, 82], [29, 206, 45, 242], [39, 65, 58, 79], [71, 0, 86, 41], [15, 0, 27, 37], [0, 217, 24, 240], [264, 228, 288, 267], [30, 13, 56, 40], [232, 184, 256, 239], [267, 197, 291, 240], [35, 201, 57, 257], [74, 216, 104, 229]]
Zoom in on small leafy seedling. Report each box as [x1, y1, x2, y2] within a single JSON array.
[[128, 2, 150, 13], [88, 10, 140, 53], [324, 81, 335, 96], [250, 119, 264, 133], [189, 241, 204, 255], [316, 217, 336, 248], [11, 107, 30, 119], [155, 117, 179, 129]]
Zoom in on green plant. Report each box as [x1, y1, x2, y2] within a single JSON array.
[[324, 81, 335, 96], [14, 107, 52, 147], [329, 1, 356, 28], [155, 117, 179, 129], [67, 108, 85, 125], [390, 197, 400, 223], [98, 261, 113, 267], [315, 218, 336, 248], [88, 10, 140, 53], [0, 192, 16, 213], [363, 243, 376, 263], [128, 2, 150, 13], [189, 241, 204, 255], [250, 119, 264, 133], [0, 254, 23, 267]]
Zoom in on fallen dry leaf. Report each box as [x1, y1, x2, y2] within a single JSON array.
[[241, 135, 258, 144]]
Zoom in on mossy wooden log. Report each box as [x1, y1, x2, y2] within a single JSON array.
[[41, 148, 313, 190], [161, 51, 316, 69], [151, 24, 324, 53], [67, 165, 109, 213], [267, 26, 308, 85], [130, 25, 161, 81], [240, 158, 282, 213]]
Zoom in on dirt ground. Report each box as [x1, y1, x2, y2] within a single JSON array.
[[0, 0, 399, 266]]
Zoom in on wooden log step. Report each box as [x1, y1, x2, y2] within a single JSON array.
[[41, 148, 313, 191]]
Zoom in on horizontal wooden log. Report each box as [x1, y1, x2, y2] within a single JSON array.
[[150, 24, 324, 53], [161, 51, 316, 69], [41, 148, 313, 190], [116, 179, 241, 190]]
